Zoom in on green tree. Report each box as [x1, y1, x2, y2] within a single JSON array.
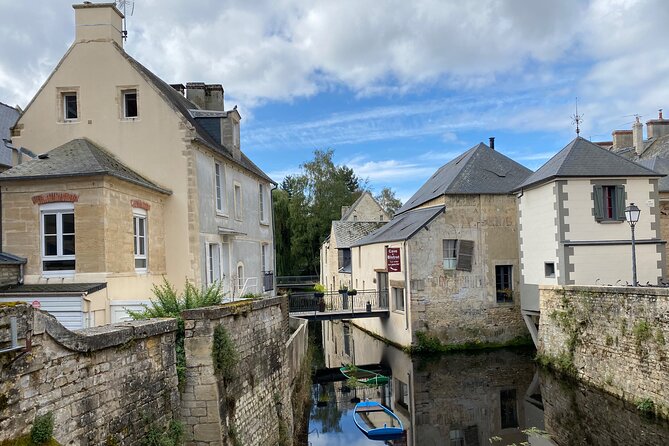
[[272, 149, 362, 276], [375, 187, 403, 217]]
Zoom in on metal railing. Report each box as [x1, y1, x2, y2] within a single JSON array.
[[237, 277, 258, 297], [276, 275, 320, 286], [263, 271, 274, 291], [289, 289, 388, 314]]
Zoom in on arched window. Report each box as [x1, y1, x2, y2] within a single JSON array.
[[237, 263, 245, 289]]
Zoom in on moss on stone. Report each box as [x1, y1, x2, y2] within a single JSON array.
[[409, 331, 533, 355]]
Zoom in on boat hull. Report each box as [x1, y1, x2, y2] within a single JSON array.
[[353, 401, 404, 440]]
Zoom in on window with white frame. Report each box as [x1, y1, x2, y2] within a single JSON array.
[[237, 263, 245, 289], [215, 163, 226, 213], [133, 209, 147, 271], [259, 183, 266, 223], [442, 239, 474, 271], [261, 243, 268, 272], [62, 92, 78, 120], [234, 183, 242, 220], [41, 203, 75, 273], [122, 89, 138, 118], [207, 243, 221, 285], [392, 287, 405, 312]]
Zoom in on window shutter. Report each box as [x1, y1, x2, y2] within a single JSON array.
[[615, 185, 626, 221], [338, 249, 344, 269], [456, 240, 474, 272], [593, 185, 604, 221]]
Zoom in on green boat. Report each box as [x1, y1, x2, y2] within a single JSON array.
[[340, 364, 389, 386]]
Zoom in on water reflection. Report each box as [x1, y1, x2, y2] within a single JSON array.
[[309, 321, 669, 446]]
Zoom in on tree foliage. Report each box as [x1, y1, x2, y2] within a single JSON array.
[[273, 149, 363, 275], [375, 187, 403, 217]]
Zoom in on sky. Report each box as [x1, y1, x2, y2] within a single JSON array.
[[1, 0, 668, 202]]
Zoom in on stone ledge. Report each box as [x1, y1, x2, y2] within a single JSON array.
[[182, 296, 282, 320], [539, 284, 669, 297]]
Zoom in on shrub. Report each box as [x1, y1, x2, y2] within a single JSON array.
[[212, 325, 239, 383], [31, 412, 54, 444]]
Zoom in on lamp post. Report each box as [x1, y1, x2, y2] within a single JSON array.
[[625, 203, 641, 286]]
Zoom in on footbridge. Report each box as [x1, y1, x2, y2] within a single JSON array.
[[288, 290, 389, 321]]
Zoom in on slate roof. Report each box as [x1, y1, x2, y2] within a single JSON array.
[[396, 142, 532, 215], [516, 137, 660, 190], [636, 156, 669, 192], [352, 206, 445, 247], [121, 50, 274, 184], [0, 283, 107, 295], [0, 102, 20, 168], [0, 252, 26, 265], [0, 138, 172, 194], [636, 134, 669, 161], [333, 221, 386, 249]]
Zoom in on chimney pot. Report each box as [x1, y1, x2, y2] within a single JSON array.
[[489, 137, 495, 150]]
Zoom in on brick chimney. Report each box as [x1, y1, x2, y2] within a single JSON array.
[[633, 116, 644, 156], [646, 109, 669, 139], [612, 130, 633, 150], [73, 2, 124, 46], [205, 84, 225, 111]]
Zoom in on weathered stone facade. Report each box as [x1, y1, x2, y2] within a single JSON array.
[[0, 264, 20, 287], [539, 285, 669, 418], [0, 303, 179, 444], [181, 296, 307, 445]]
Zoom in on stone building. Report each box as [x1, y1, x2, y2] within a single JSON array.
[[320, 191, 388, 291], [0, 3, 275, 327], [349, 141, 532, 348], [515, 136, 665, 343]]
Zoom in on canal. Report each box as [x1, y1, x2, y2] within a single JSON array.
[[306, 321, 669, 446]]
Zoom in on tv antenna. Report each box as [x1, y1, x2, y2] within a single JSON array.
[[116, 0, 135, 40], [571, 97, 583, 135]]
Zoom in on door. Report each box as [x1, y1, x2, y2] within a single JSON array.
[[377, 272, 389, 308], [221, 242, 231, 296]]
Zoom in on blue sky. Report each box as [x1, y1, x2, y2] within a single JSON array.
[[1, 0, 668, 202]]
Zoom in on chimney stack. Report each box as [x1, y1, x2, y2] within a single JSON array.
[[170, 84, 185, 96], [489, 137, 495, 150], [612, 130, 633, 150], [646, 109, 669, 139], [633, 116, 644, 156], [204, 84, 225, 111], [185, 82, 206, 109], [73, 3, 124, 47]]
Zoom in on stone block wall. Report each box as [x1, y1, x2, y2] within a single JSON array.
[[539, 285, 669, 417], [0, 303, 179, 444], [182, 296, 305, 445], [0, 264, 20, 287]]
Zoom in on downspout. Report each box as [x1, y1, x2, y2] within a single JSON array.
[[403, 240, 409, 331], [270, 182, 278, 294]]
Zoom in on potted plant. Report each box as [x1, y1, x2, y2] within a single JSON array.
[[338, 285, 348, 295], [313, 283, 326, 298], [347, 289, 357, 296]]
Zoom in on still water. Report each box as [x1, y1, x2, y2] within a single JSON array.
[[307, 321, 669, 446]]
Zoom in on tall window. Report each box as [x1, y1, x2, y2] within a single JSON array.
[[443, 239, 457, 269], [237, 263, 245, 289], [215, 163, 225, 213], [133, 210, 147, 271], [393, 287, 405, 312], [208, 243, 221, 284], [63, 93, 78, 120], [41, 204, 75, 272], [123, 89, 138, 118], [234, 183, 242, 220], [500, 389, 518, 429], [259, 183, 266, 222], [593, 184, 625, 222], [261, 244, 268, 272], [496, 265, 513, 303], [396, 379, 409, 410], [443, 239, 474, 271]]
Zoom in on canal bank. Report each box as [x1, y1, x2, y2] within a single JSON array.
[[307, 320, 669, 446]]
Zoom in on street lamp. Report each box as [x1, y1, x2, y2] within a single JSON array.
[[625, 203, 641, 286]]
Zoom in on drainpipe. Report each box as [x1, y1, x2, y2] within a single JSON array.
[[403, 240, 409, 331], [270, 182, 278, 294]]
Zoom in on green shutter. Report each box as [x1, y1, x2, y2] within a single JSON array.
[[593, 185, 604, 221], [615, 185, 626, 221]]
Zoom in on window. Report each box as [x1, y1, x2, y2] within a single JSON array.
[[396, 379, 409, 410], [545, 262, 555, 278], [443, 239, 474, 271], [207, 243, 221, 284], [593, 184, 625, 222], [41, 204, 75, 272], [234, 183, 242, 220], [259, 183, 266, 222], [338, 248, 351, 271], [261, 244, 268, 272], [496, 265, 513, 303], [133, 210, 147, 271], [393, 287, 405, 312], [343, 324, 351, 356], [123, 89, 138, 118], [63, 93, 78, 120], [237, 263, 245, 289], [500, 389, 518, 429], [215, 163, 225, 213], [233, 120, 240, 147]]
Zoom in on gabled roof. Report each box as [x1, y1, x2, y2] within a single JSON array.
[[396, 143, 531, 215], [333, 221, 386, 249], [0, 138, 171, 194], [120, 49, 274, 184], [516, 136, 660, 190], [636, 156, 669, 192], [341, 191, 385, 221], [352, 206, 445, 247]]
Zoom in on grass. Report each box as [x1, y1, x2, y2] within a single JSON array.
[[408, 331, 533, 355]]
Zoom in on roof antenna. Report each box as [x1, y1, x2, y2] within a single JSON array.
[[571, 97, 583, 136], [115, 0, 135, 41]]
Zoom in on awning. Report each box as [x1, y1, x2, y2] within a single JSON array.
[[218, 226, 247, 236]]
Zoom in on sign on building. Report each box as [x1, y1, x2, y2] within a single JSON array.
[[386, 247, 401, 272]]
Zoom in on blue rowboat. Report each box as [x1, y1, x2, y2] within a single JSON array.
[[353, 400, 404, 440]]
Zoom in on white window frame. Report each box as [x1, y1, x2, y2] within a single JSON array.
[[259, 183, 266, 223], [133, 208, 147, 272], [215, 162, 226, 214], [443, 239, 457, 270], [261, 243, 268, 272], [237, 262, 245, 289], [62, 92, 78, 121], [40, 202, 75, 276], [392, 287, 405, 312], [234, 182, 243, 220], [122, 89, 138, 119], [207, 243, 222, 285]]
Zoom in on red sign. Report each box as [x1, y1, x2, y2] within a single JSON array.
[[32, 300, 41, 309], [386, 247, 401, 272]]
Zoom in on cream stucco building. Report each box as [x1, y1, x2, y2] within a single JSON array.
[[0, 3, 275, 328]]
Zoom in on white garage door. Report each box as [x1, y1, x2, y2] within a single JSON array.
[[110, 301, 153, 323], [0, 296, 83, 330]]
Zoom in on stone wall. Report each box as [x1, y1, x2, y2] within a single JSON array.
[[0, 303, 179, 444], [181, 296, 306, 445], [539, 285, 669, 417], [0, 264, 20, 287]]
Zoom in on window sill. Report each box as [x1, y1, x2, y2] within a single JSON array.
[[392, 309, 405, 314], [41, 271, 75, 278], [596, 220, 624, 224], [59, 120, 79, 124], [121, 117, 140, 122], [260, 220, 270, 226], [496, 301, 515, 306], [216, 211, 229, 218]]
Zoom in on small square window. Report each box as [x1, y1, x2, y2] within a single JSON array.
[[495, 265, 513, 303], [123, 89, 138, 118], [545, 262, 555, 278], [393, 287, 405, 312], [63, 93, 78, 120]]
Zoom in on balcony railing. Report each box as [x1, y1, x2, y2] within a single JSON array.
[[263, 271, 274, 291], [289, 289, 389, 314]]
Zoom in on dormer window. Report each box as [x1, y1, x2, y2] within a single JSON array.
[[63, 93, 78, 120], [123, 89, 138, 118]]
